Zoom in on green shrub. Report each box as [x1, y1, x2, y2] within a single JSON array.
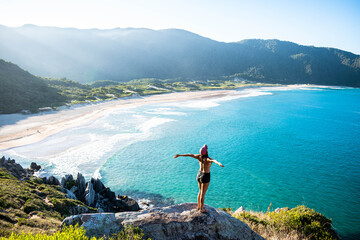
[[0, 224, 93, 240], [219, 207, 232, 213], [236, 211, 268, 226], [267, 205, 335, 239], [23, 199, 49, 214], [0, 224, 149, 240], [110, 225, 149, 240]]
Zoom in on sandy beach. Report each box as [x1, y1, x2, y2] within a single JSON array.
[[0, 90, 235, 151], [0, 84, 342, 151]]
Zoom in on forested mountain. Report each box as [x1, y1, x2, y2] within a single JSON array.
[[0, 24, 359, 86], [0, 59, 66, 113]]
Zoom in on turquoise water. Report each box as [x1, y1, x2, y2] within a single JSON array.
[[2, 86, 360, 239], [100, 87, 360, 239]]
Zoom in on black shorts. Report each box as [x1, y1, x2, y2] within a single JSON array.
[[197, 171, 210, 183]]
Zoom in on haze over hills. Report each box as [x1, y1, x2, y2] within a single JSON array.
[[0, 24, 359, 86]]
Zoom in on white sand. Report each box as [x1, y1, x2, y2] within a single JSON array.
[[0, 84, 339, 151], [0, 90, 235, 150]]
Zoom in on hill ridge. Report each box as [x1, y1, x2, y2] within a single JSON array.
[[0, 25, 359, 86]]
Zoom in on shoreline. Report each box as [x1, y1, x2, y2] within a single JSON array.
[[0, 84, 348, 151], [0, 89, 237, 151]]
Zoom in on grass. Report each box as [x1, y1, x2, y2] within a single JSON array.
[[0, 168, 93, 237], [44, 77, 279, 107], [0, 224, 149, 240], [220, 205, 339, 240]]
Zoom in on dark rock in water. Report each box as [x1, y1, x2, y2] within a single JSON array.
[[0, 156, 34, 180], [118, 196, 140, 211], [30, 162, 41, 171], [99, 187, 116, 202], [62, 203, 264, 240], [91, 178, 105, 193]]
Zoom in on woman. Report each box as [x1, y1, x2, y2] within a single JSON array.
[[174, 144, 224, 212]]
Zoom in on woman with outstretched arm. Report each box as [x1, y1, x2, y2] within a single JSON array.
[[174, 144, 224, 212]]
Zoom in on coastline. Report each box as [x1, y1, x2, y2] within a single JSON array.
[[0, 84, 348, 151], [0, 89, 237, 151]]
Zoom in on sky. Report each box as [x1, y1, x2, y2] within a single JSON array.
[[0, 0, 359, 54]]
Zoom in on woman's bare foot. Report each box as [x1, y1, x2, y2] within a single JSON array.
[[200, 208, 208, 213]]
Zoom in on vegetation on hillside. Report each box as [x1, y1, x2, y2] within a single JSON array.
[[44, 77, 276, 105], [0, 224, 148, 240], [220, 206, 338, 240], [0, 60, 66, 114], [0, 168, 94, 237]]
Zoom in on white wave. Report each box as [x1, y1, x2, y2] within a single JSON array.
[[4, 113, 177, 179], [145, 108, 186, 116], [43, 132, 142, 179], [298, 87, 324, 91], [164, 89, 272, 110], [135, 117, 176, 132], [93, 168, 102, 179]]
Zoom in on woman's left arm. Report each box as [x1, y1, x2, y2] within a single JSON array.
[[210, 159, 224, 167]]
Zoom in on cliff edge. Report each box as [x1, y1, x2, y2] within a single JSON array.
[[62, 203, 264, 240]]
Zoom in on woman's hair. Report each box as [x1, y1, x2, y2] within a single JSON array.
[[201, 153, 209, 163]]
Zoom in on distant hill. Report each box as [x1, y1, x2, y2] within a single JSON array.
[[0, 59, 66, 113], [0, 25, 359, 86]]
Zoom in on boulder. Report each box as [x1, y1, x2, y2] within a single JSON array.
[[91, 178, 105, 193], [68, 205, 90, 215], [63, 213, 118, 237], [119, 196, 140, 211], [99, 187, 116, 202], [85, 182, 95, 207], [0, 156, 33, 179], [70, 186, 78, 193], [233, 206, 245, 215], [76, 172, 86, 200], [62, 203, 264, 240], [65, 189, 77, 200], [0, 156, 5, 166], [30, 162, 41, 171], [61, 174, 74, 189], [47, 176, 60, 185]]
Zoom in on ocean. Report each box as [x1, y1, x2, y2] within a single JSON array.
[[1, 86, 360, 239]]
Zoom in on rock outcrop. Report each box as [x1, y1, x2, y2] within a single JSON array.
[[0, 156, 40, 180], [60, 173, 140, 213], [1, 157, 140, 214], [62, 203, 264, 240]]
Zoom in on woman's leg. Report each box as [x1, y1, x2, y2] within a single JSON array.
[[200, 182, 210, 212], [197, 181, 202, 210]]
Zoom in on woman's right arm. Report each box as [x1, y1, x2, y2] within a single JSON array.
[[174, 154, 198, 159]]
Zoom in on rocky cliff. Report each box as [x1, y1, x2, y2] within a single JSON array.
[[63, 203, 264, 240]]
